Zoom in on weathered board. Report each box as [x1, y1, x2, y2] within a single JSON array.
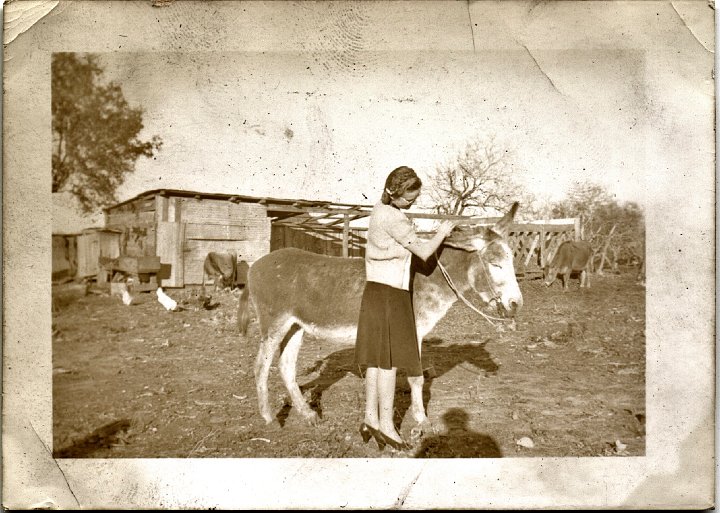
[[156, 222, 186, 287], [76, 230, 121, 278]]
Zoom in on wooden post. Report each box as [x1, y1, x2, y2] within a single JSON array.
[[173, 198, 182, 222], [175, 222, 186, 286], [342, 214, 349, 257], [597, 224, 617, 275], [156, 195, 169, 222], [524, 234, 540, 267], [637, 256, 646, 284], [574, 217, 582, 241], [539, 228, 546, 267]]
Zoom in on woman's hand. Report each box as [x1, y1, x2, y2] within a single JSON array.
[[437, 220, 457, 238]]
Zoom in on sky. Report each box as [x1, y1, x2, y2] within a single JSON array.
[[53, 1, 714, 228]]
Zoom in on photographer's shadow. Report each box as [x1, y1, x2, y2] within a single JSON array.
[[413, 408, 502, 458]]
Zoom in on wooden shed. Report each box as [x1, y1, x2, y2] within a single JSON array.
[[52, 233, 78, 282], [53, 229, 122, 281], [76, 228, 122, 278], [104, 190, 273, 287]]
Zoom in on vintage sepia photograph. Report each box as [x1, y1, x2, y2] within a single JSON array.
[[4, 0, 715, 509]]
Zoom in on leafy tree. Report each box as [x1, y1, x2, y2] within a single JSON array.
[[424, 136, 524, 216], [52, 53, 162, 212]]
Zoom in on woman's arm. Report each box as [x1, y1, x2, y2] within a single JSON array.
[[403, 220, 455, 261]]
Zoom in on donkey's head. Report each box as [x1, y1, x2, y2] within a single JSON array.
[[442, 202, 523, 317]]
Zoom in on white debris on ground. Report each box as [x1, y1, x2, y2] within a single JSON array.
[[156, 287, 178, 311], [602, 439, 631, 456], [614, 439, 628, 455], [516, 436, 535, 449]]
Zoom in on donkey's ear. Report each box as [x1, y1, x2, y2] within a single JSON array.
[[489, 202, 519, 238]]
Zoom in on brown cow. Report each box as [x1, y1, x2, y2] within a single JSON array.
[[544, 240, 593, 290], [202, 252, 238, 292], [238, 203, 523, 427]]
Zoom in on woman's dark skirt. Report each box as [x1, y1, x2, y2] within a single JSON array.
[[354, 281, 422, 377]]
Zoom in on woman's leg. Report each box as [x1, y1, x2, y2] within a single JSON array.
[[377, 367, 403, 442], [364, 366, 380, 428]]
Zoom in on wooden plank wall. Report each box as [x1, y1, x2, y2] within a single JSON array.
[[270, 225, 366, 257], [179, 198, 271, 284], [75, 231, 121, 278], [156, 222, 186, 287], [105, 196, 157, 257], [103, 194, 577, 284]]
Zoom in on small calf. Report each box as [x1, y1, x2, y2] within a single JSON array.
[[544, 240, 593, 290], [202, 252, 238, 292]]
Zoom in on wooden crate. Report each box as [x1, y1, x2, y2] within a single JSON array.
[[99, 256, 161, 274], [99, 256, 162, 292]]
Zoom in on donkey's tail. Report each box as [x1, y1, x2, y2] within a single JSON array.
[[237, 285, 251, 335]]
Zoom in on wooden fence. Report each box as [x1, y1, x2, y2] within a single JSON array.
[[507, 220, 580, 278], [271, 223, 366, 257]]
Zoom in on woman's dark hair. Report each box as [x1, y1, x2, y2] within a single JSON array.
[[381, 166, 422, 205]]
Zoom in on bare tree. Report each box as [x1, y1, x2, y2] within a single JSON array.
[[551, 182, 645, 274], [424, 136, 521, 216]]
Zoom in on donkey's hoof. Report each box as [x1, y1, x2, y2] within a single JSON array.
[[300, 411, 320, 426], [410, 426, 424, 443], [413, 417, 438, 438], [410, 420, 436, 442]]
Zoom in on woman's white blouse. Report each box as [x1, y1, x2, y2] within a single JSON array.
[[364, 202, 420, 290]]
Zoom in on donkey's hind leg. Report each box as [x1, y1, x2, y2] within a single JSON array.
[[278, 326, 319, 425], [254, 329, 285, 424]]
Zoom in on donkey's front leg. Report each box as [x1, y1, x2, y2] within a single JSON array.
[[407, 374, 435, 443], [407, 375, 428, 425]]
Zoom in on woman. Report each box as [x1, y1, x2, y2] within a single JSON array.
[[355, 166, 456, 451]]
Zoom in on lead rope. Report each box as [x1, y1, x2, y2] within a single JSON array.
[[435, 256, 508, 328]]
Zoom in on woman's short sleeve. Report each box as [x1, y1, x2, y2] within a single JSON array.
[[385, 211, 419, 248]]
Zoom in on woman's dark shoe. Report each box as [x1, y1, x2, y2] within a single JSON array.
[[359, 423, 374, 444], [376, 430, 411, 451], [361, 424, 388, 451]]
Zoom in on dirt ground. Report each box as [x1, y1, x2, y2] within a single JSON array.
[[52, 270, 645, 458]]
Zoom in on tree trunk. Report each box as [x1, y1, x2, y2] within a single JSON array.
[[596, 224, 617, 276]]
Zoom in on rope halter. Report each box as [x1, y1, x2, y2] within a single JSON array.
[[435, 241, 515, 329]]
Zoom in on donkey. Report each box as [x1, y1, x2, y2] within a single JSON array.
[[238, 203, 523, 427]]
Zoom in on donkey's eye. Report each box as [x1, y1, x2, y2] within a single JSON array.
[[489, 262, 502, 269]]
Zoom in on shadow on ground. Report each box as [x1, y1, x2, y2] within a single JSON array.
[[413, 408, 502, 457], [276, 337, 499, 429]]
